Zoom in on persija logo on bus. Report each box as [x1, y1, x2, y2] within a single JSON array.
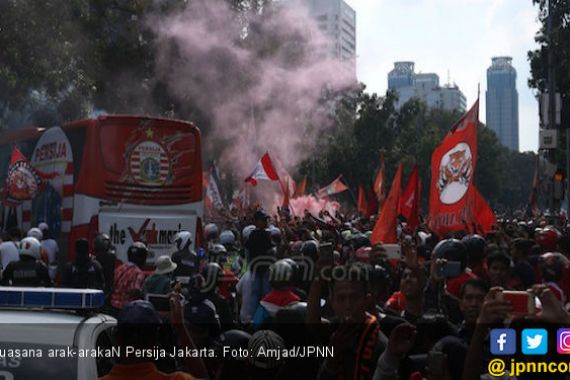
[[121, 122, 195, 186]]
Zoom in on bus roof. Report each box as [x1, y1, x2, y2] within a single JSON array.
[[0, 115, 199, 145]]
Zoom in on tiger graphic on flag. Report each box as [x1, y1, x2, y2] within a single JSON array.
[[437, 143, 473, 204]]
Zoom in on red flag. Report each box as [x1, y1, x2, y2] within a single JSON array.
[[294, 176, 307, 198], [371, 163, 403, 244], [357, 185, 368, 215], [317, 175, 349, 198], [401, 164, 421, 231], [374, 151, 386, 206], [473, 188, 497, 234], [245, 152, 280, 186], [429, 100, 479, 236], [4, 147, 45, 206], [366, 187, 379, 217]]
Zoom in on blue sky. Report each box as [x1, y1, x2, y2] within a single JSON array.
[[346, 0, 541, 152]]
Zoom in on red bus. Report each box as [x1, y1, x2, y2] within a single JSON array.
[[0, 115, 203, 263]]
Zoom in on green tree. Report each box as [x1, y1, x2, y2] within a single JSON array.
[[303, 90, 536, 212]]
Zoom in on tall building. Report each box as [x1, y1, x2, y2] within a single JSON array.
[[273, 0, 356, 78], [387, 62, 466, 112], [486, 57, 519, 151], [308, 0, 357, 78]]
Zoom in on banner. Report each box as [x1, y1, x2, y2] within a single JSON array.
[[428, 100, 479, 236]]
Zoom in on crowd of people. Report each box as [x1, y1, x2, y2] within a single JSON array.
[[2, 210, 570, 379]]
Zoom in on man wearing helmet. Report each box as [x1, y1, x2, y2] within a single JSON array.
[[2, 236, 51, 286], [432, 238, 476, 298], [27, 227, 49, 266], [111, 242, 148, 311], [37, 223, 59, 281], [171, 230, 198, 277], [252, 259, 303, 331]]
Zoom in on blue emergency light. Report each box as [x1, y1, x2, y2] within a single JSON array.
[[0, 287, 105, 309]]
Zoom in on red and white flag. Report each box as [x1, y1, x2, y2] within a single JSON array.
[[245, 152, 280, 186], [317, 175, 349, 198], [206, 166, 225, 211], [3, 147, 55, 206], [428, 100, 479, 236], [401, 164, 421, 231]]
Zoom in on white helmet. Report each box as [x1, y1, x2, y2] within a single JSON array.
[[210, 243, 228, 256], [220, 230, 235, 245], [38, 222, 49, 232], [242, 225, 256, 242], [204, 223, 219, 240], [19, 237, 41, 260], [27, 227, 43, 241], [173, 231, 193, 252]]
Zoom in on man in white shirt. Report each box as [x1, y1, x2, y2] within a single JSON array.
[[0, 228, 21, 272], [38, 222, 59, 280]]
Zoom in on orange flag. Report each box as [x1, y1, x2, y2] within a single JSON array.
[[473, 188, 497, 234], [374, 151, 386, 205], [294, 176, 307, 198], [357, 185, 368, 215], [371, 163, 402, 244], [401, 164, 421, 231]]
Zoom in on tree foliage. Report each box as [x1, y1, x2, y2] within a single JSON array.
[[302, 91, 536, 211]]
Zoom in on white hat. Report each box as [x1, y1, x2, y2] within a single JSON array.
[[154, 255, 178, 275]]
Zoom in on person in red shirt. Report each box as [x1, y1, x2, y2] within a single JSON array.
[[111, 242, 148, 311]]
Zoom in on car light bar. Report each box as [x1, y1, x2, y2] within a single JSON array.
[[0, 287, 105, 309]]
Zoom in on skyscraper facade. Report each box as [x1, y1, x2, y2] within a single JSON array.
[[486, 57, 519, 151], [308, 0, 357, 78], [273, 0, 357, 78]]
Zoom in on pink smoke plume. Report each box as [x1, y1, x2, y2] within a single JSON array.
[[149, 0, 355, 210], [290, 195, 340, 217]]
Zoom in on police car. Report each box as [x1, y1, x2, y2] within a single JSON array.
[[0, 287, 117, 380]]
